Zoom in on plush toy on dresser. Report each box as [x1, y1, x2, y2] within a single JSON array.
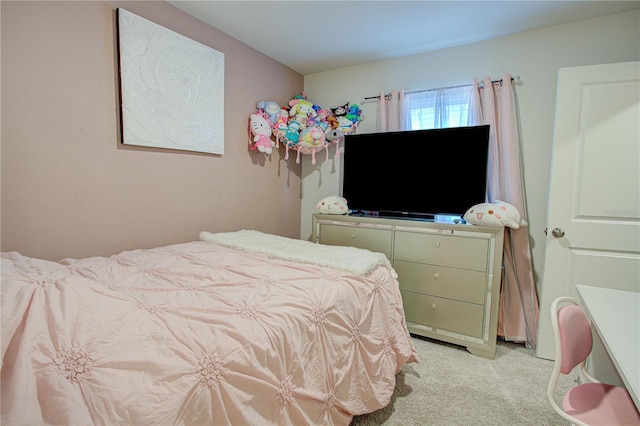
[[316, 195, 349, 214], [464, 200, 527, 229]]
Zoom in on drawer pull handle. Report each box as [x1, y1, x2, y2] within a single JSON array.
[[351, 233, 356, 239], [435, 242, 441, 248], [431, 303, 437, 310], [433, 273, 439, 280]]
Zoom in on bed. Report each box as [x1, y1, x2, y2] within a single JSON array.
[[1, 230, 418, 425]]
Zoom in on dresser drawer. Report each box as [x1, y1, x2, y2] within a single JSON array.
[[394, 231, 489, 271], [319, 224, 392, 258], [401, 291, 485, 338], [394, 260, 486, 304]]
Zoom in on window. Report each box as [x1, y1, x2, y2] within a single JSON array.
[[405, 84, 475, 130]]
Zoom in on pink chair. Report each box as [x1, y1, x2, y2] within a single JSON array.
[[547, 296, 640, 426]]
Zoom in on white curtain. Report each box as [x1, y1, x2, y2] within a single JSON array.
[[377, 86, 476, 131], [376, 90, 406, 132], [471, 75, 539, 349], [404, 85, 475, 129]]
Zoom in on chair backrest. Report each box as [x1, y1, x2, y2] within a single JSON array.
[[551, 297, 593, 374], [548, 296, 640, 426]]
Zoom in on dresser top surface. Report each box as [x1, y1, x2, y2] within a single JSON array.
[[313, 213, 505, 235]]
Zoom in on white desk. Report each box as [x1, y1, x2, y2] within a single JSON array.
[[576, 285, 640, 411]]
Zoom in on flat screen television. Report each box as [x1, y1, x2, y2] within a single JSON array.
[[342, 125, 490, 220]]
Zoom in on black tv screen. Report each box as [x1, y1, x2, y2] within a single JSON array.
[[342, 125, 490, 219]]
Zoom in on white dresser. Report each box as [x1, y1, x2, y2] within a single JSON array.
[[312, 213, 504, 359]]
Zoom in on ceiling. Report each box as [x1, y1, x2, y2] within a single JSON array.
[[168, 1, 640, 75]]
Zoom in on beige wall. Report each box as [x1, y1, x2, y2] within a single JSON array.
[[301, 10, 640, 297], [1, 1, 303, 261]]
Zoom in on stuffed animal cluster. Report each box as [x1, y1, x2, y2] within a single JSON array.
[[331, 102, 364, 134], [248, 93, 363, 164], [464, 200, 527, 229]]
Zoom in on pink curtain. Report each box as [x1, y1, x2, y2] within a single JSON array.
[[376, 90, 406, 132], [472, 75, 539, 349]]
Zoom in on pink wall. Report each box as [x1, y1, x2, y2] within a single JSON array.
[[1, 1, 303, 261]]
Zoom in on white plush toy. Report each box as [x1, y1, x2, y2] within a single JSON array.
[[464, 200, 527, 229], [316, 195, 349, 215], [249, 113, 275, 155], [495, 200, 527, 228]]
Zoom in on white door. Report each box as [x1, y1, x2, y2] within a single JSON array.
[[537, 62, 640, 365]]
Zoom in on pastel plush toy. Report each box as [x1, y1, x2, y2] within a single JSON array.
[[313, 109, 331, 131], [315, 120, 329, 132], [295, 114, 309, 130], [325, 128, 343, 142], [283, 120, 301, 146], [256, 101, 280, 124], [464, 200, 527, 229], [274, 108, 289, 135], [249, 113, 275, 155], [316, 109, 331, 122], [316, 195, 349, 215], [289, 99, 317, 121], [299, 126, 326, 148], [337, 116, 354, 134]]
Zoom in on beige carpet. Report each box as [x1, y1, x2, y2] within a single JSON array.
[[351, 336, 574, 425]]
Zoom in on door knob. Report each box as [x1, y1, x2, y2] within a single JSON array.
[[551, 228, 565, 238]]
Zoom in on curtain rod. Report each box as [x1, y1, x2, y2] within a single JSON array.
[[362, 76, 522, 103]]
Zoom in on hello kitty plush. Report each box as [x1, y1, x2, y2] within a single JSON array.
[[249, 113, 275, 155]]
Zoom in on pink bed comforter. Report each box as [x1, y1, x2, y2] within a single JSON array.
[[1, 232, 417, 425]]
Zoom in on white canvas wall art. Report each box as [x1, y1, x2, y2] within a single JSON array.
[[117, 8, 225, 154]]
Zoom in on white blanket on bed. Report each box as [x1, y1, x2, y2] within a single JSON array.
[[200, 230, 395, 277]]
